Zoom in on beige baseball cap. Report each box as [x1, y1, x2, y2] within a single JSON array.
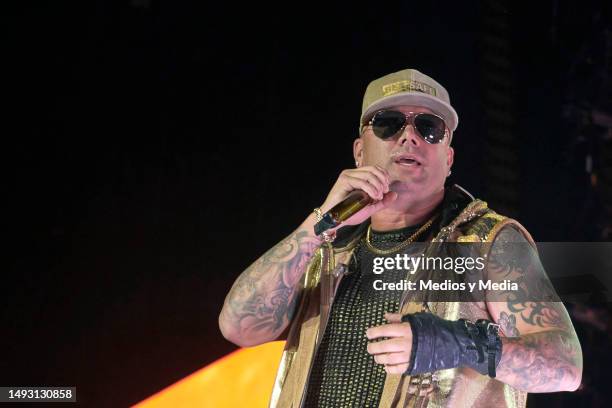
[[360, 68, 459, 133]]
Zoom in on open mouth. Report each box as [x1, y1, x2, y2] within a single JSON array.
[[394, 157, 422, 166]]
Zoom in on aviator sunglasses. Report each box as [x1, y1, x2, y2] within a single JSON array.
[[364, 110, 448, 144]]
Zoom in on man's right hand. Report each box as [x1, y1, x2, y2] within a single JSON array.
[[319, 165, 398, 229]]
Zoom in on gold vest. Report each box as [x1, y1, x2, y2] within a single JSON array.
[[269, 199, 534, 408]]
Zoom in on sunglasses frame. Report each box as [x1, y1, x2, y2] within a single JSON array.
[[363, 110, 450, 144]]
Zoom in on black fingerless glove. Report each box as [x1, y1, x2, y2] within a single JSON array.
[[401, 312, 502, 378]]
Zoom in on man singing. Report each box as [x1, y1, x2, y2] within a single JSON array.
[[219, 69, 583, 407]]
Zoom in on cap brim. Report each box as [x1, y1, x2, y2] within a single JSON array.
[[361, 92, 459, 131]]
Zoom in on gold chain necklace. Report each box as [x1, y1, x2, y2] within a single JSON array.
[[364, 214, 438, 255]]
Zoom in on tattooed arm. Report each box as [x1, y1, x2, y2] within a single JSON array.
[[219, 166, 395, 347], [485, 227, 583, 392], [218, 212, 323, 347]]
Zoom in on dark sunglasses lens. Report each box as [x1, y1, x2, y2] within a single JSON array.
[[372, 111, 406, 139], [414, 114, 446, 143]]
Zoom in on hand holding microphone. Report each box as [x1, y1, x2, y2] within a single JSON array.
[[315, 165, 397, 237]]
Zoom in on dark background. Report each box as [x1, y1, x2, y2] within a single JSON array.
[[3, 0, 612, 406]]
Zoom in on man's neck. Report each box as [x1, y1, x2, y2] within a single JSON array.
[[370, 189, 444, 231]]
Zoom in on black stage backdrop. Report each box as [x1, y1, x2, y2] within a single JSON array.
[[3, 1, 612, 407]]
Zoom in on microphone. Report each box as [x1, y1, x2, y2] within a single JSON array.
[[314, 190, 374, 236]]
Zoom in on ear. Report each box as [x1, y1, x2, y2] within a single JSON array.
[[446, 146, 454, 168], [353, 137, 363, 167]]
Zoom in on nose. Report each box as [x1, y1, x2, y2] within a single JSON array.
[[397, 124, 421, 147]]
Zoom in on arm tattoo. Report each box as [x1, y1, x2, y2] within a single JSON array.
[[487, 227, 583, 391], [220, 229, 321, 343], [507, 298, 566, 329], [497, 330, 582, 392], [488, 228, 568, 331], [498, 311, 520, 337]]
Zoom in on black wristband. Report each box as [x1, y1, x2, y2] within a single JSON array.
[[401, 312, 502, 378]]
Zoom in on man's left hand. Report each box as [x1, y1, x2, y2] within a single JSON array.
[[366, 312, 413, 374]]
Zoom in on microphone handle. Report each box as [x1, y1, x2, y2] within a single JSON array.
[[314, 190, 374, 236]]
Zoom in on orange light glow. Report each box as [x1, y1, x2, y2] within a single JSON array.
[[134, 341, 285, 408]]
